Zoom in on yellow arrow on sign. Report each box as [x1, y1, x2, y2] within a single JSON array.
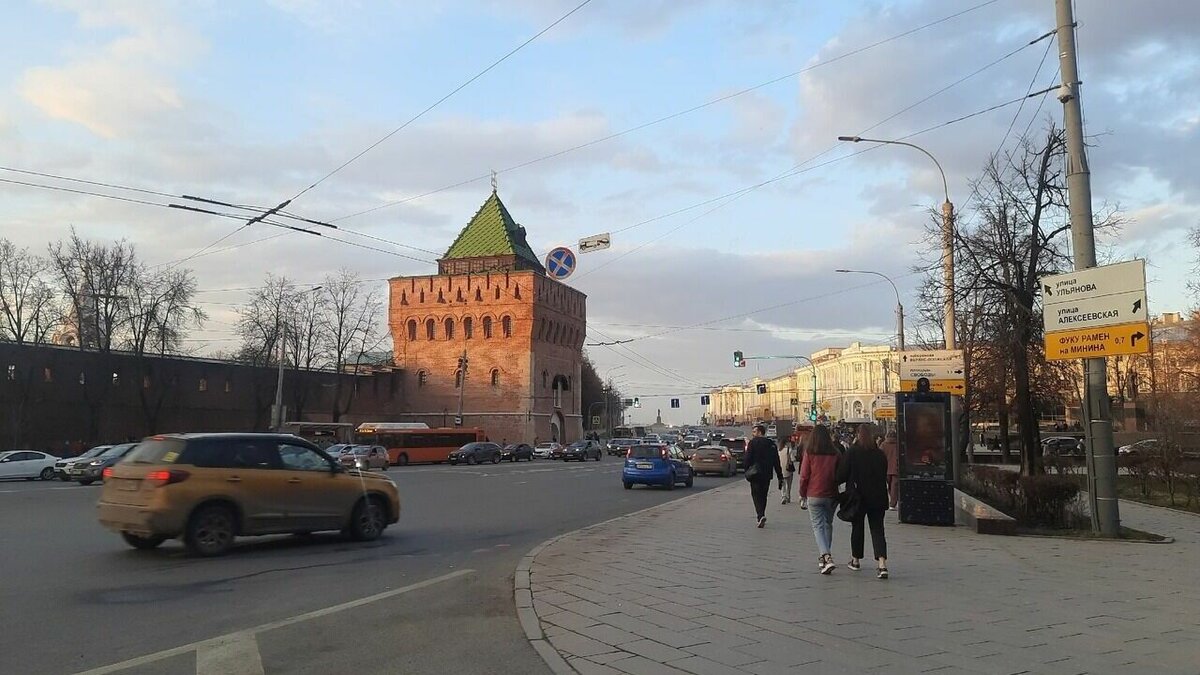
[[899, 379, 966, 394], [1044, 320, 1150, 361]]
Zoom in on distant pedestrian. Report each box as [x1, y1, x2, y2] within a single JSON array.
[[800, 424, 841, 575], [779, 439, 796, 505], [881, 429, 900, 510], [745, 424, 783, 528], [837, 424, 890, 579]]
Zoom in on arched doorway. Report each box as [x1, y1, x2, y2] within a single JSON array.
[[550, 411, 565, 443]]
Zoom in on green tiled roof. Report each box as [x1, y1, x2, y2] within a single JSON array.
[[442, 191, 544, 272]]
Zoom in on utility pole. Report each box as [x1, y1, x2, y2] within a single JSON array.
[[1056, 0, 1119, 536], [456, 350, 468, 427], [272, 327, 286, 431]]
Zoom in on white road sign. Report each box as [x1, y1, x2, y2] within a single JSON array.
[[578, 232, 611, 253], [872, 393, 895, 411], [1043, 289, 1147, 332], [1041, 259, 1145, 307], [899, 349, 965, 381]]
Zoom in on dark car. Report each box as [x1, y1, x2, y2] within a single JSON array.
[[501, 443, 534, 462], [448, 442, 502, 465], [55, 444, 111, 480], [607, 438, 637, 456], [719, 437, 747, 472], [1041, 436, 1084, 457], [622, 444, 693, 490], [71, 443, 138, 485], [562, 440, 602, 462]]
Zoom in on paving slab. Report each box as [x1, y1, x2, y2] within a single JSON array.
[[526, 482, 1200, 674]]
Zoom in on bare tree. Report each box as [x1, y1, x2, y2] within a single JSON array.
[[125, 265, 206, 357], [286, 287, 328, 420], [47, 228, 137, 353], [0, 239, 60, 344], [321, 269, 384, 422]]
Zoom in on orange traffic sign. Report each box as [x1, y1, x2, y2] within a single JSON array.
[[874, 408, 896, 420], [898, 378, 965, 394], [1044, 321, 1150, 361]]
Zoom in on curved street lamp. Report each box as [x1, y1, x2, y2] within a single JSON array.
[[835, 269, 904, 353]]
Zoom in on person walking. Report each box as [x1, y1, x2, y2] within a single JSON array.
[[779, 437, 796, 505], [800, 425, 841, 574], [745, 424, 783, 528], [837, 424, 890, 579], [881, 428, 900, 510]]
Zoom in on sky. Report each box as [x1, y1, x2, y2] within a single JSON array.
[[1, 0, 1197, 426]]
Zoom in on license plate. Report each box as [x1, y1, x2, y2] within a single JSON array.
[[636, 462, 653, 470], [117, 480, 139, 491]]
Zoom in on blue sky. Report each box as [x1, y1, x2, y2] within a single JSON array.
[[2, 0, 1197, 425]]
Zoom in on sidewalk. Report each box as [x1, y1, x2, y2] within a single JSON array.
[[525, 482, 1200, 675]]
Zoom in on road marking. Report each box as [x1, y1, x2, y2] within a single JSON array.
[[74, 568, 474, 675], [195, 633, 263, 675], [0, 485, 83, 494]]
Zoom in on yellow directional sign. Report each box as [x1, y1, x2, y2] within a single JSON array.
[[898, 378, 966, 394], [1044, 321, 1150, 361], [874, 408, 896, 420]]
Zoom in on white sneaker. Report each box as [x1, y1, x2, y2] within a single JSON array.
[[800, 499, 808, 510], [780, 495, 789, 505], [820, 559, 835, 575], [757, 516, 766, 528]]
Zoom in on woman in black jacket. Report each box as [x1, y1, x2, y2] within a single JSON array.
[[745, 424, 784, 528], [836, 424, 890, 578]]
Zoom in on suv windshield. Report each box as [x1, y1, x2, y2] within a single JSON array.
[[123, 438, 186, 464], [628, 446, 664, 459]]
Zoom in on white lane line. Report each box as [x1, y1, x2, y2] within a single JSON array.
[[73, 568, 474, 675], [195, 632, 264, 675]]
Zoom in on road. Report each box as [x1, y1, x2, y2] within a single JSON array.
[[0, 458, 732, 675]]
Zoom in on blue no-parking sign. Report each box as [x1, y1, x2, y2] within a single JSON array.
[[545, 247, 576, 279]]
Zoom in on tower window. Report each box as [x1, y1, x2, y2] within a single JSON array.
[[407, 319, 417, 341], [494, 287, 500, 300], [483, 317, 493, 338], [199, 378, 208, 392], [491, 369, 500, 387], [464, 317, 474, 339], [475, 288, 482, 302], [425, 319, 436, 340], [417, 370, 428, 387], [445, 317, 455, 340], [455, 369, 463, 388], [502, 316, 512, 338]]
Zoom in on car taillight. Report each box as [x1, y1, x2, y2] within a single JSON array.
[[661, 449, 668, 459], [720, 454, 729, 461], [145, 469, 190, 487], [625, 449, 632, 458], [102, 467, 113, 479]]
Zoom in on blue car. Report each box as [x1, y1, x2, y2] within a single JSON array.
[[622, 444, 693, 490]]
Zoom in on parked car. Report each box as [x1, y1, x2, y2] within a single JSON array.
[[607, 438, 637, 456], [562, 440, 602, 462], [689, 445, 736, 477], [449, 442, 502, 465], [71, 443, 138, 485], [0, 450, 60, 481], [55, 445, 111, 480], [622, 444, 693, 490], [96, 433, 400, 556], [501, 443, 534, 461], [337, 445, 390, 471], [533, 442, 561, 459], [1041, 436, 1084, 457], [1118, 439, 1160, 456]]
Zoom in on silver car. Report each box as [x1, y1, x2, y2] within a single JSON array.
[[335, 444, 390, 471]]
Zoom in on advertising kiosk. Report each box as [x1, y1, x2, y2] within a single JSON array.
[[896, 386, 954, 525]]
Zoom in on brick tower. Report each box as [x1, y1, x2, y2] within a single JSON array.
[[387, 190, 586, 444]]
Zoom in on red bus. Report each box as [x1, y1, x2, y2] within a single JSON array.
[[354, 423, 485, 465]]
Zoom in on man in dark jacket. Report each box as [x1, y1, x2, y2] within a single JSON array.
[[745, 424, 784, 528]]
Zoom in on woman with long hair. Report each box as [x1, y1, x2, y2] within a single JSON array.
[[837, 424, 890, 579], [799, 424, 840, 574]]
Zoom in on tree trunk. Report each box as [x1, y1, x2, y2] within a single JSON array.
[[1012, 341, 1042, 475], [998, 404, 1012, 463]]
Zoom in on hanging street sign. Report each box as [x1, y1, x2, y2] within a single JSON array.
[[899, 349, 965, 383], [899, 378, 966, 394], [1044, 322, 1151, 361], [1041, 259, 1149, 361], [591, 416, 601, 427], [545, 247, 576, 279], [578, 232, 611, 253]]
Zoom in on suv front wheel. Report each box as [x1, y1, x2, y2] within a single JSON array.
[[346, 496, 387, 541]]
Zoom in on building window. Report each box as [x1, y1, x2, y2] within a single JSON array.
[[538, 318, 546, 341], [543, 370, 548, 389], [417, 370, 428, 387], [455, 369, 463, 388], [112, 372, 120, 387], [401, 291, 408, 305], [407, 320, 418, 341], [491, 369, 500, 387], [5, 364, 13, 380], [79, 372, 85, 385], [475, 288, 482, 302], [43, 368, 52, 383], [419, 290, 425, 303], [514, 285, 521, 299], [456, 288, 464, 302], [224, 380, 232, 393], [437, 289, 445, 303], [425, 319, 436, 340], [464, 317, 474, 339], [199, 378, 208, 392], [502, 315, 512, 338], [482, 317, 493, 338], [445, 317, 455, 340], [494, 287, 501, 300]]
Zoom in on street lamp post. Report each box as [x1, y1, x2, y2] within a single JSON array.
[[838, 135, 962, 483], [835, 269, 904, 352]]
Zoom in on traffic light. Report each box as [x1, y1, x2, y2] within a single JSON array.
[[633, 397, 641, 408], [808, 404, 818, 422], [756, 383, 767, 394], [733, 350, 745, 367], [670, 398, 679, 409], [700, 394, 710, 405]]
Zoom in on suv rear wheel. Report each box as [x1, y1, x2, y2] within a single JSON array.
[[185, 504, 237, 557]]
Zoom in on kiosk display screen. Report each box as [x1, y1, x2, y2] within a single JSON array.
[[903, 402, 947, 471]]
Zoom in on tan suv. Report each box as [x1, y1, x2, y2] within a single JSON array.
[[97, 433, 401, 556]]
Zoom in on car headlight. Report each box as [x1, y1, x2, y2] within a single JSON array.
[[90, 460, 105, 466]]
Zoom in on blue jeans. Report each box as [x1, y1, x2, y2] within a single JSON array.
[[807, 497, 835, 556]]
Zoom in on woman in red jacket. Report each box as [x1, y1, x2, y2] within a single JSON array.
[[799, 425, 840, 575]]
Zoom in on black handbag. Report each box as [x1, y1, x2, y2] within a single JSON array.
[[836, 487, 861, 522], [744, 464, 760, 481]]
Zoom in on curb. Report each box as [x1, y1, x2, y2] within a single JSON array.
[[514, 481, 743, 675]]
